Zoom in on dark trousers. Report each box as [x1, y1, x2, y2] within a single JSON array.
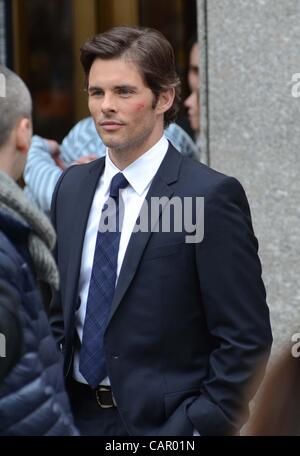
[[67, 377, 129, 436]]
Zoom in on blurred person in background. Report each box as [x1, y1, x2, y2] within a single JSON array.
[[184, 38, 201, 151], [246, 346, 300, 436], [0, 65, 78, 436]]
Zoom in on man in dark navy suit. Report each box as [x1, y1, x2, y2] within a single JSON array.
[[50, 26, 272, 436]]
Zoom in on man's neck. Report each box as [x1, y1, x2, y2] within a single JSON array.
[[0, 145, 18, 180], [108, 132, 164, 171]]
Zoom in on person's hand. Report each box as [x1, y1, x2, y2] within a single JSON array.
[[44, 139, 67, 170], [45, 139, 61, 157], [72, 155, 98, 165]]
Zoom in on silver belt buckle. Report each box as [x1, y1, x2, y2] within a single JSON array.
[[96, 386, 117, 408]]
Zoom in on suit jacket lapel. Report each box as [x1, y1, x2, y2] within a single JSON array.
[[65, 158, 105, 312], [108, 144, 182, 321]]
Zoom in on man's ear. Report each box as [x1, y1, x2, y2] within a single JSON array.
[[15, 117, 32, 155], [155, 88, 175, 115]]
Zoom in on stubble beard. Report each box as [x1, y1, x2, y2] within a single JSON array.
[[99, 123, 156, 157]]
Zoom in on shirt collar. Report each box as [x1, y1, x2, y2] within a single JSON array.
[[103, 135, 169, 196]]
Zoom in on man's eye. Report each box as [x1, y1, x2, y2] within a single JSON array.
[[90, 90, 103, 97], [117, 88, 134, 96]]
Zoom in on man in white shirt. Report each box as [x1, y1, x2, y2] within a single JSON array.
[[50, 26, 272, 436]]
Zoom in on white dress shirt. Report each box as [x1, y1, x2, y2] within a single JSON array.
[[73, 135, 169, 383]]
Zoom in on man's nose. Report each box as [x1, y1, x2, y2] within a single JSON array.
[[101, 93, 117, 113]]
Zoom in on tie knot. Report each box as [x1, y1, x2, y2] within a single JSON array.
[[109, 172, 129, 198]]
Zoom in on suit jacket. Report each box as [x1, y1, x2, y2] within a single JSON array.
[[50, 143, 272, 436]]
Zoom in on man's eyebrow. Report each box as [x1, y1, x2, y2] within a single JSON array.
[[114, 85, 137, 90], [87, 84, 138, 92], [87, 85, 102, 92]]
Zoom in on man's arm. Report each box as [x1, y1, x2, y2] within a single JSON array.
[[23, 136, 63, 213], [187, 177, 272, 435], [165, 123, 199, 160], [23, 117, 105, 213]]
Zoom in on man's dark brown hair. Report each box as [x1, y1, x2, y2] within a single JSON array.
[[80, 26, 181, 127]]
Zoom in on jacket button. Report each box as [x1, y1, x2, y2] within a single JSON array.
[[112, 353, 119, 359]]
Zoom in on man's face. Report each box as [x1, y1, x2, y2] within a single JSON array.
[[88, 57, 164, 159]]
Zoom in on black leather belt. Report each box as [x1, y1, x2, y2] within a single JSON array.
[[69, 379, 117, 408]]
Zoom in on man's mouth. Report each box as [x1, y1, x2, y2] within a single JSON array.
[[99, 121, 124, 131]]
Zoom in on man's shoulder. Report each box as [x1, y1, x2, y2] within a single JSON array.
[[176, 151, 244, 198], [181, 154, 227, 181], [57, 156, 105, 186], [168, 141, 226, 181], [51, 157, 105, 217]]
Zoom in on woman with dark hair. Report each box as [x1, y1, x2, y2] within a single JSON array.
[[184, 38, 201, 144]]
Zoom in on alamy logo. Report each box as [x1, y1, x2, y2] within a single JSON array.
[[99, 196, 205, 244], [0, 333, 6, 358], [0, 72, 5, 98], [291, 73, 300, 98], [291, 332, 300, 358]]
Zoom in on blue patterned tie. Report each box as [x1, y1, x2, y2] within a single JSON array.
[[79, 172, 129, 388]]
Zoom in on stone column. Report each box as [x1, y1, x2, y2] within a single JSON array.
[[0, 0, 6, 64], [197, 0, 300, 355]]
